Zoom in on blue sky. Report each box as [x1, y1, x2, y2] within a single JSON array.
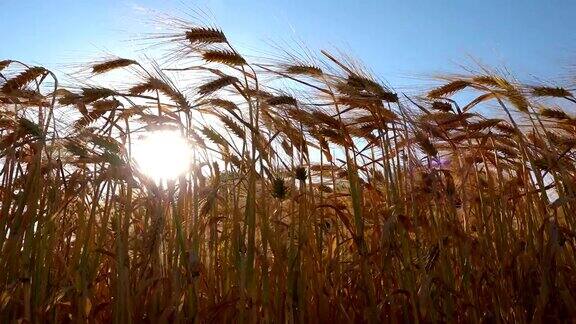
[[1, 0, 575, 89]]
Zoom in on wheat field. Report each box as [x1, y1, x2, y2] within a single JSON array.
[[1, 19, 576, 323]]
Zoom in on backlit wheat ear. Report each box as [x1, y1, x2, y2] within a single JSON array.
[[346, 75, 398, 102], [312, 111, 345, 129], [495, 121, 517, 134], [531, 86, 573, 98], [219, 115, 245, 139], [201, 126, 228, 147], [91, 58, 137, 74], [266, 95, 297, 106], [129, 79, 156, 95], [294, 166, 308, 181], [57, 89, 82, 105], [185, 27, 227, 44], [188, 128, 206, 147], [0, 60, 12, 71], [271, 177, 288, 200], [206, 98, 239, 111], [1, 66, 46, 92], [286, 108, 317, 127], [428, 80, 470, 98], [285, 64, 323, 76], [504, 87, 529, 113], [74, 109, 106, 130], [431, 101, 453, 112], [130, 77, 189, 109], [18, 117, 44, 139], [319, 127, 349, 146], [64, 139, 89, 157], [245, 88, 272, 99], [473, 75, 530, 112], [414, 131, 438, 156], [202, 50, 246, 66], [81, 87, 116, 103], [419, 123, 448, 140], [547, 131, 576, 146], [92, 99, 122, 111], [540, 108, 571, 120], [466, 118, 502, 131], [198, 76, 239, 95], [472, 75, 509, 88]]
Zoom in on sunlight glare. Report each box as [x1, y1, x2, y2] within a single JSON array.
[[132, 130, 192, 182]]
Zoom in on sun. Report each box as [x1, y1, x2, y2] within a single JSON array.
[[132, 130, 193, 182]]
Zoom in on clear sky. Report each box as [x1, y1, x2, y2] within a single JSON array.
[[1, 0, 575, 90]]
